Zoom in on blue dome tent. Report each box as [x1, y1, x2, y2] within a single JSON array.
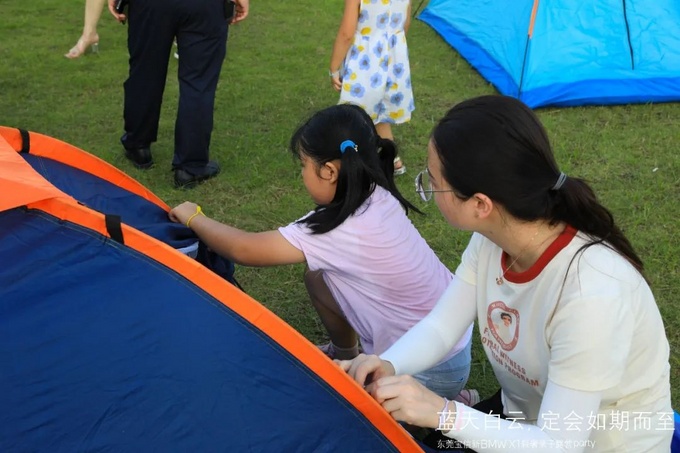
[[0, 127, 422, 452], [419, 0, 680, 108]]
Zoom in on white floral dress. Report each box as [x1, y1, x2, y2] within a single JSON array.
[[339, 0, 414, 125]]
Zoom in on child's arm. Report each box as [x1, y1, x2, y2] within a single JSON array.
[[404, 1, 412, 34], [169, 202, 305, 267], [329, 0, 360, 91]]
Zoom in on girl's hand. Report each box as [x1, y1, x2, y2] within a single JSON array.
[[336, 353, 395, 386], [370, 375, 444, 429], [331, 73, 342, 92], [169, 201, 200, 226]]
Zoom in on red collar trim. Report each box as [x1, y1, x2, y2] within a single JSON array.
[[500, 225, 577, 284]]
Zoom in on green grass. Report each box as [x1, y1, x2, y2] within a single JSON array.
[[1, 0, 678, 406]]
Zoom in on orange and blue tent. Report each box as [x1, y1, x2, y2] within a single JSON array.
[[0, 127, 422, 451], [419, 0, 680, 108]]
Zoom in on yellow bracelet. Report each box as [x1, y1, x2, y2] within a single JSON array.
[[185, 205, 205, 228]]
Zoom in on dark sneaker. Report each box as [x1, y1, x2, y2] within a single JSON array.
[[174, 161, 221, 189]]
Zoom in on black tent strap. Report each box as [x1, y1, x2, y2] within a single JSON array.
[[105, 214, 125, 244], [18, 129, 30, 153]]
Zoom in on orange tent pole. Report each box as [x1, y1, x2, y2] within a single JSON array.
[[528, 0, 540, 38]]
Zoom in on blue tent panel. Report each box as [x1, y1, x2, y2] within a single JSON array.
[[672, 411, 680, 452], [22, 153, 196, 250], [0, 207, 398, 452], [420, 0, 680, 107], [419, 1, 532, 98]]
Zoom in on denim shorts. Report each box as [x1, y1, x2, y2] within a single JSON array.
[[412, 340, 472, 399]]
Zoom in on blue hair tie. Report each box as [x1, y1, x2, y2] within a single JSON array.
[[339, 140, 358, 154]]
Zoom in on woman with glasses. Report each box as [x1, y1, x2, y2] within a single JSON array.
[[169, 104, 474, 402], [339, 96, 671, 452]]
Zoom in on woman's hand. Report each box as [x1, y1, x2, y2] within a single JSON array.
[[338, 355, 445, 429], [336, 353, 395, 386], [232, 0, 249, 24], [169, 201, 200, 226], [107, 0, 126, 22], [370, 375, 444, 429]]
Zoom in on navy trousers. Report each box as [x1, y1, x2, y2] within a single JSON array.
[[123, 0, 228, 172]]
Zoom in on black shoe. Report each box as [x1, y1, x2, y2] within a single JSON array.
[[124, 146, 153, 169], [174, 161, 221, 189]]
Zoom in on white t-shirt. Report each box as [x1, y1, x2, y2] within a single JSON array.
[[278, 185, 472, 358], [453, 227, 672, 451]]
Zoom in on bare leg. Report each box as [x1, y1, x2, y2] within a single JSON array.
[[65, 0, 106, 58], [375, 122, 393, 140], [376, 122, 405, 174], [82, 0, 106, 41], [304, 269, 359, 359]]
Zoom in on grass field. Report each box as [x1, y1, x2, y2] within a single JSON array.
[[1, 0, 678, 407]]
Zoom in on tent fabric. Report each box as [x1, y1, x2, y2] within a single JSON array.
[[419, 0, 680, 108], [0, 129, 421, 451], [0, 208, 393, 451], [0, 132, 61, 211], [0, 126, 167, 208], [4, 127, 235, 283], [21, 153, 197, 250], [672, 411, 680, 452]]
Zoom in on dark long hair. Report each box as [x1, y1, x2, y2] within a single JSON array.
[[290, 104, 420, 234], [431, 95, 644, 275]]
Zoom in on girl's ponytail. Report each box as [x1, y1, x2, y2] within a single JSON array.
[[377, 137, 420, 215], [377, 137, 397, 182]]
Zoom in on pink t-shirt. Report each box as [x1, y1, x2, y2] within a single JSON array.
[[279, 185, 471, 358]]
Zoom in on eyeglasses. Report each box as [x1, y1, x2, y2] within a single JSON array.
[[415, 169, 457, 202]]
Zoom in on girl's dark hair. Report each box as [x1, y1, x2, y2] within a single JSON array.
[[431, 95, 644, 275], [290, 104, 420, 234]]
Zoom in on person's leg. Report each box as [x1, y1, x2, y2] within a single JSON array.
[[412, 340, 472, 400], [173, 0, 227, 173], [121, 0, 174, 154], [304, 269, 359, 360], [375, 122, 393, 140], [82, 0, 106, 41], [65, 0, 106, 58], [376, 122, 405, 175]]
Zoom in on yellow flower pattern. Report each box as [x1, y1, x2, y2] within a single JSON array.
[[389, 109, 405, 119]]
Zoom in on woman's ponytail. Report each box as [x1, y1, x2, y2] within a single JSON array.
[[548, 176, 645, 276]]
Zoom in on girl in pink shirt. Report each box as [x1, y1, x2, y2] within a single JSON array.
[[170, 104, 473, 400]]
